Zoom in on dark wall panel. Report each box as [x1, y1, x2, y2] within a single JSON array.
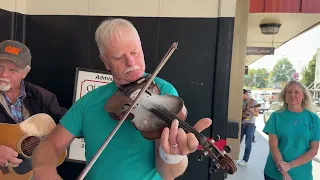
[[25, 15, 90, 109], [0, 8, 235, 180], [0, 9, 13, 41], [157, 18, 218, 180], [210, 17, 235, 180]]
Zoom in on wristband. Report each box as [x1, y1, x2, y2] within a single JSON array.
[[159, 145, 186, 164]]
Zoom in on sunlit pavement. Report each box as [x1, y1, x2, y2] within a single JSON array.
[[226, 114, 320, 180]]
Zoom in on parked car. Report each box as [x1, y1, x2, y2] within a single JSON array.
[[263, 102, 283, 124]]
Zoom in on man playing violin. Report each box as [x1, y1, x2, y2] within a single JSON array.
[[32, 18, 212, 180]]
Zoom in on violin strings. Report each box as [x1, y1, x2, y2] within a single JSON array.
[[147, 104, 210, 148], [150, 104, 225, 158], [139, 101, 223, 158]]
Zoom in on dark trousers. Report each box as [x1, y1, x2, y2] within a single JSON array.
[[252, 125, 256, 141], [240, 123, 255, 162], [264, 174, 276, 180]]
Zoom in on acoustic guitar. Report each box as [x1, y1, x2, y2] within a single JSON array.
[[242, 104, 261, 121], [0, 113, 66, 180]]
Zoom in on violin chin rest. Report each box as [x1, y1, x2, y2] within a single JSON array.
[[105, 91, 131, 112]]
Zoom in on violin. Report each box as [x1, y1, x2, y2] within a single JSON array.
[[105, 75, 187, 140], [76, 42, 237, 180], [105, 75, 237, 174]]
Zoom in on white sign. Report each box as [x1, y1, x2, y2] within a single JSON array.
[[67, 67, 113, 163]]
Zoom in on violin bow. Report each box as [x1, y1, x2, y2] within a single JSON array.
[[76, 42, 179, 180]]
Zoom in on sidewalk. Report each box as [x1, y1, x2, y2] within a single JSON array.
[[226, 128, 268, 180]]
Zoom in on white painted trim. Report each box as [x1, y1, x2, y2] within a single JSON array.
[[1, 0, 236, 18], [0, 0, 27, 14]]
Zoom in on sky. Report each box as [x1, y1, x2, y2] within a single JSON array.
[[249, 24, 320, 74]]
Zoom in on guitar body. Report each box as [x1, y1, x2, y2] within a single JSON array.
[[0, 113, 66, 180], [242, 104, 261, 121]]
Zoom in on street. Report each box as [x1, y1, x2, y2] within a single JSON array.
[[227, 114, 320, 180]]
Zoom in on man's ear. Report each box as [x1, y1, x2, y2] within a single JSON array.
[[99, 54, 110, 70], [22, 65, 31, 78]]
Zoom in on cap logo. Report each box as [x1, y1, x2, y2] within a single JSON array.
[[5, 46, 21, 55]]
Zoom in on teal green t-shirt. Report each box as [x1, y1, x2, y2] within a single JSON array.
[[263, 108, 320, 180], [60, 75, 179, 180]]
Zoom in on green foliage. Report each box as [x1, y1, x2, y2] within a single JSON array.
[[301, 54, 316, 87], [244, 68, 269, 88], [269, 58, 296, 84]]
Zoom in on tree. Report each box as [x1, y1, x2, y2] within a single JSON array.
[[269, 58, 296, 84], [255, 68, 269, 88], [244, 69, 256, 88], [243, 68, 270, 88], [301, 54, 316, 87]]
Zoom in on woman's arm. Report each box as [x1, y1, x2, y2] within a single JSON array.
[[290, 141, 319, 168], [269, 134, 284, 164], [269, 134, 291, 177]]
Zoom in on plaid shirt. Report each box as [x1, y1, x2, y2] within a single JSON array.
[[2, 81, 26, 123]]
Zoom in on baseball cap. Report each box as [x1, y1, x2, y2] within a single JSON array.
[[0, 40, 31, 69]]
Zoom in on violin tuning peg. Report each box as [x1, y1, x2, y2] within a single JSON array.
[[209, 163, 221, 173], [198, 151, 209, 161], [198, 155, 205, 161], [212, 134, 220, 142], [223, 145, 232, 154]]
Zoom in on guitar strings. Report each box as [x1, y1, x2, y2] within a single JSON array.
[[20, 138, 41, 153]]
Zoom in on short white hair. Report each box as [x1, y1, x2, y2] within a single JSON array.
[[24, 65, 31, 73], [94, 18, 140, 55]]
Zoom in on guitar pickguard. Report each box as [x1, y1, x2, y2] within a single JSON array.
[[13, 154, 32, 175], [0, 166, 9, 175]]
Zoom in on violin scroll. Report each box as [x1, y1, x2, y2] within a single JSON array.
[[198, 137, 237, 174]]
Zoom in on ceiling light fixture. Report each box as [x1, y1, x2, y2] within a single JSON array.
[[259, 23, 281, 35]]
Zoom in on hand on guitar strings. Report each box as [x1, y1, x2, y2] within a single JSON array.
[[160, 118, 212, 156], [0, 145, 23, 167]]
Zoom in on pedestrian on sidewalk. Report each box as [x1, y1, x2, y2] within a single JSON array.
[[238, 89, 260, 166], [263, 80, 320, 180]]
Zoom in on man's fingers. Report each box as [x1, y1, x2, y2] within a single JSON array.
[[193, 118, 212, 132], [160, 127, 170, 153], [169, 120, 179, 154], [2, 146, 18, 157], [176, 128, 188, 155], [10, 150, 18, 158], [9, 163, 19, 167], [7, 156, 23, 165], [169, 120, 179, 146], [186, 133, 198, 153]]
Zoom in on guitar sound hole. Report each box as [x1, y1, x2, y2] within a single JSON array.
[[21, 136, 41, 156]]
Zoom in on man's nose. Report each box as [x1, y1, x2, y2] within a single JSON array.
[[0, 69, 9, 77], [125, 54, 135, 66]]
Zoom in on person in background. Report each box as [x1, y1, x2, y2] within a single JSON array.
[[263, 80, 320, 180], [239, 88, 259, 166], [0, 40, 67, 168]]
